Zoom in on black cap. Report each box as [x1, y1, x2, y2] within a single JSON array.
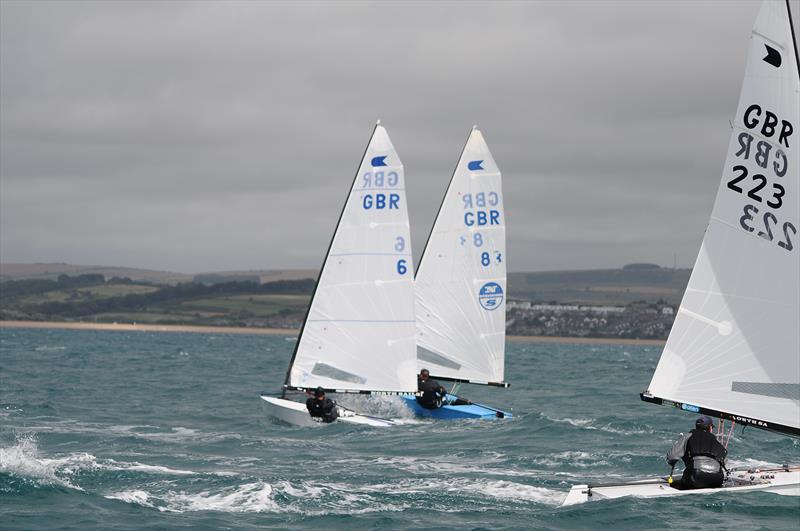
[[696, 415, 713, 429], [314, 386, 325, 398]]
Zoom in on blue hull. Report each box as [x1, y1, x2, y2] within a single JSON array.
[[401, 394, 512, 420]]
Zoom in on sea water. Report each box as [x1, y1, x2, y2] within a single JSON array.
[[1, 328, 798, 529]]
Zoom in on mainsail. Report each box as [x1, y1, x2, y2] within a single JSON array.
[[415, 127, 507, 385], [643, 0, 799, 436], [284, 124, 417, 394]]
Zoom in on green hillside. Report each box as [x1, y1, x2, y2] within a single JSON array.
[[508, 267, 691, 305]]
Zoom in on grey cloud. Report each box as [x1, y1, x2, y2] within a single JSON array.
[[1, 0, 793, 273]]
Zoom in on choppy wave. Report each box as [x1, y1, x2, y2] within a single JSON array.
[[541, 414, 656, 435], [14, 421, 243, 444], [5, 330, 799, 528], [0, 433, 84, 490], [104, 476, 565, 514], [0, 432, 202, 493]]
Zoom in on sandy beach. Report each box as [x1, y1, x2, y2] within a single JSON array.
[[0, 320, 665, 346], [0, 320, 297, 337]]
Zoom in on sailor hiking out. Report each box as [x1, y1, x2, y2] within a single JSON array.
[[416, 369, 447, 409], [667, 416, 727, 490], [306, 387, 339, 423]]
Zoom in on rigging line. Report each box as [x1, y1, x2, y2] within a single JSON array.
[[282, 122, 383, 394], [726, 420, 736, 449], [415, 128, 477, 280]]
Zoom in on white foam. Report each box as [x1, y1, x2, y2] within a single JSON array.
[[531, 451, 610, 468], [0, 432, 204, 493], [105, 476, 564, 515], [357, 476, 565, 506], [543, 414, 654, 435], [161, 482, 279, 513], [106, 489, 155, 508], [104, 459, 196, 476], [0, 433, 83, 490], [727, 458, 782, 470], [333, 394, 418, 421], [459, 479, 566, 505]]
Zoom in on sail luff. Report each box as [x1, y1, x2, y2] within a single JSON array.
[[787, 0, 800, 76]]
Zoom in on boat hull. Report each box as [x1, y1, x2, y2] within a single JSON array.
[[400, 394, 512, 419], [562, 468, 800, 506], [260, 396, 396, 427]]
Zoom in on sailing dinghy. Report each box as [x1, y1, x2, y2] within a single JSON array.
[[261, 123, 417, 427], [401, 127, 512, 420], [564, 0, 800, 504]]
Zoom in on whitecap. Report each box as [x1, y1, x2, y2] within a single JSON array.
[[105, 489, 155, 508], [0, 433, 84, 490], [161, 481, 279, 513]]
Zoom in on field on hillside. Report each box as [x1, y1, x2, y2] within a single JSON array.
[[508, 268, 691, 306]]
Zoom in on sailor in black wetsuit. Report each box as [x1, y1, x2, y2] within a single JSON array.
[[667, 415, 727, 490], [306, 387, 339, 423], [416, 369, 447, 410]]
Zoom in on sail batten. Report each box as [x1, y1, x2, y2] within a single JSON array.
[[645, 0, 799, 433], [285, 125, 417, 393], [414, 128, 507, 384]]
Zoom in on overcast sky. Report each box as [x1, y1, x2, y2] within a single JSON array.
[[1, 0, 798, 274]]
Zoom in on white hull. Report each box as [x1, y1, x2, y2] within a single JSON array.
[[260, 396, 396, 427], [562, 468, 800, 506]]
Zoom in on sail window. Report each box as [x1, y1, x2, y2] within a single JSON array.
[[731, 382, 800, 401], [417, 346, 462, 370], [311, 362, 367, 385]]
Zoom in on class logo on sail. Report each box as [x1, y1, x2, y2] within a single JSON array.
[[478, 282, 503, 310], [371, 155, 388, 167], [468, 160, 484, 171], [763, 44, 781, 68]]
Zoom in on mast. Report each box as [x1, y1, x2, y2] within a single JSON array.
[[787, 0, 799, 77], [281, 122, 380, 397]]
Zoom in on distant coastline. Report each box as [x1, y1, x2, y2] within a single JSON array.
[[0, 320, 665, 346]]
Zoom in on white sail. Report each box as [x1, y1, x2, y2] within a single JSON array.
[[286, 124, 417, 393], [646, 0, 799, 435], [415, 128, 507, 384]]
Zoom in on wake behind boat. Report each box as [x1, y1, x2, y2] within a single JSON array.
[[261, 122, 417, 427], [402, 126, 512, 420], [565, 0, 800, 505]]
